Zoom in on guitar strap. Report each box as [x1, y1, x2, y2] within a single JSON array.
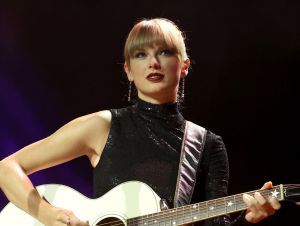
[[174, 120, 207, 207]]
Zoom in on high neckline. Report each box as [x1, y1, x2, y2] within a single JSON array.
[[133, 98, 180, 115]]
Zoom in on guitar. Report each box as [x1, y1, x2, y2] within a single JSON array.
[[0, 181, 299, 226]]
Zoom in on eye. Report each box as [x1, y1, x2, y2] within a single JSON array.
[[160, 49, 174, 56], [134, 51, 146, 58]]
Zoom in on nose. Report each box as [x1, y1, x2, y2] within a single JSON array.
[[149, 55, 161, 69]]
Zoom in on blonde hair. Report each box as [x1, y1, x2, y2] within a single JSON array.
[[124, 18, 188, 67]]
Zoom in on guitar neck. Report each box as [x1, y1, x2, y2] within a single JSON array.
[[128, 185, 285, 226]]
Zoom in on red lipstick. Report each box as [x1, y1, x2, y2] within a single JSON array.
[[146, 73, 164, 82]]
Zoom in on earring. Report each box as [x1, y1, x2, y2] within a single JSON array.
[[181, 78, 185, 100], [128, 81, 132, 102]]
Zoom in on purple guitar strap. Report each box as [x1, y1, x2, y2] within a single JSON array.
[[173, 120, 207, 207]]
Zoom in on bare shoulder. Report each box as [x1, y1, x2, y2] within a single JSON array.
[[95, 110, 112, 124], [63, 110, 112, 133], [69, 110, 112, 167], [70, 110, 111, 124], [70, 110, 112, 166]]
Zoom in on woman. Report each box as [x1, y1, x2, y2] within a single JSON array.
[[0, 18, 280, 226]]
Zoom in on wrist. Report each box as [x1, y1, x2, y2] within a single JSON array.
[[37, 200, 58, 225]]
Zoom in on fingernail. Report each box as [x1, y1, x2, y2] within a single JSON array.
[[242, 194, 251, 204]]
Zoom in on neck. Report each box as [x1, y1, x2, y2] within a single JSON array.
[[137, 93, 177, 105]]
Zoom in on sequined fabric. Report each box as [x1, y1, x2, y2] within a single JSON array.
[[93, 98, 185, 207], [93, 98, 246, 226]]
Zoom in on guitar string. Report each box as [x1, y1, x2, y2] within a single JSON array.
[[94, 185, 292, 226], [126, 186, 281, 225], [98, 184, 298, 226], [140, 184, 298, 225]]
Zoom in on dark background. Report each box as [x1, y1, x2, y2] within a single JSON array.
[[0, 0, 299, 225]]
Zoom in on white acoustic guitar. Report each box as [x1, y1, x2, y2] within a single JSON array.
[[0, 181, 299, 226]]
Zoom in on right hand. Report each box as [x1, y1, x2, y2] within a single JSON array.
[[45, 207, 89, 226]]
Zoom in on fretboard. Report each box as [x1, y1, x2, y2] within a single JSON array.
[[127, 185, 283, 226]]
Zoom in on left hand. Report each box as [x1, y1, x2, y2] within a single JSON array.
[[242, 181, 281, 223]]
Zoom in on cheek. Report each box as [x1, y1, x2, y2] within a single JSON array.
[[130, 63, 146, 76], [166, 61, 182, 74]]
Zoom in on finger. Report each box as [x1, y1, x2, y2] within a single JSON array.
[[254, 191, 278, 215], [243, 193, 258, 208], [254, 192, 267, 206], [83, 221, 90, 226], [67, 213, 89, 226], [243, 193, 261, 215], [261, 181, 272, 190], [56, 212, 71, 225], [77, 220, 90, 226], [65, 216, 71, 225], [269, 196, 281, 210]]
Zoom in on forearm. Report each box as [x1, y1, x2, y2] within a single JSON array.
[[0, 159, 53, 224]]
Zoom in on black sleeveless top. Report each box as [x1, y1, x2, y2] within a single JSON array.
[[93, 98, 185, 207], [92, 99, 247, 225]]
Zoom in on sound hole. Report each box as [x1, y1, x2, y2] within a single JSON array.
[[95, 217, 125, 226]]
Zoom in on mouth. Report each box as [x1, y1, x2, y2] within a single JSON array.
[[146, 73, 164, 82]]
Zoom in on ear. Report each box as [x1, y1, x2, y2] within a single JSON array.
[[180, 58, 190, 78], [124, 62, 133, 81]]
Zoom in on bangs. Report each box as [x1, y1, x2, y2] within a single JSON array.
[[127, 23, 178, 58]]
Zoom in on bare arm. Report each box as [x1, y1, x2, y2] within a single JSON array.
[[0, 110, 111, 225]]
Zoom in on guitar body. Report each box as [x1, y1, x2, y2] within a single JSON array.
[[0, 181, 162, 226]]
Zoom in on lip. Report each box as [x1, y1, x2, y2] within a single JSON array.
[[146, 73, 164, 82]]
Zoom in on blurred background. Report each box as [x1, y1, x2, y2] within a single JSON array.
[[0, 0, 299, 225]]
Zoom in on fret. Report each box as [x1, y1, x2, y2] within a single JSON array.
[[147, 214, 150, 226], [190, 202, 207, 221], [206, 201, 209, 218], [158, 219, 165, 226], [133, 215, 144, 226], [207, 199, 217, 217], [127, 218, 135, 226], [235, 194, 246, 210], [175, 205, 186, 225], [154, 211, 164, 226], [148, 213, 157, 226], [142, 214, 148, 226], [214, 198, 226, 216], [190, 203, 200, 223], [171, 208, 177, 226], [149, 213, 159, 226], [152, 219, 158, 226], [206, 199, 223, 217], [156, 209, 166, 226], [163, 209, 174, 226]]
